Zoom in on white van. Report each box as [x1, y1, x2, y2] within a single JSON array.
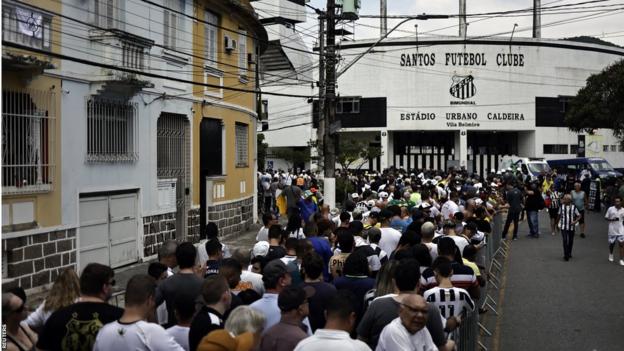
[[499, 156, 551, 180]]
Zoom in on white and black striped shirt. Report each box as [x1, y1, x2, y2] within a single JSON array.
[[423, 287, 475, 320], [558, 204, 580, 231]]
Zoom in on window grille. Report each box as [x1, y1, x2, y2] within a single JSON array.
[[603, 145, 609, 152], [2, 88, 56, 195], [610, 145, 617, 152], [543, 144, 568, 154], [238, 30, 248, 79], [2, 4, 52, 51], [570, 145, 578, 154], [204, 10, 218, 68], [235, 123, 248, 168], [86, 97, 138, 162], [164, 0, 184, 50]]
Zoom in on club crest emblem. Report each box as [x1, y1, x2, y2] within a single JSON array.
[[450, 75, 476, 100]]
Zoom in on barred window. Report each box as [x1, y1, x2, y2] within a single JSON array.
[[235, 123, 248, 167], [543, 144, 568, 154], [2, 88, 56, 195], [86, 97, 138, 162], [570, 144, 578, 154], [163, 0, 184, 50]]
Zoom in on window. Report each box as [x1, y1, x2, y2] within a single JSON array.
[[543, 144, 568, 154], [86, 97, 139, 162], [619, 144, 624, 152], [238, 30, 247, 80], [610, 145, 617, 152], [337, 97, 360, 114], [603, 145, 609, 152], [235, 123, 248, 167], [164, 0, 184, 50], [2, 4, 52, 51], [570, 144, 578, 154], [204, 10, 218, 68], [94, 0, 123, 29], [2, 89, 55, 195]]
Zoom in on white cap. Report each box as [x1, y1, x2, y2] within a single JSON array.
[[351, 193, 360, 199], [379, 191, 389, 199], [252, 241, 270, 258]]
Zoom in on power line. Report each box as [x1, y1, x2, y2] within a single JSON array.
[[3, 40, 314, 99]]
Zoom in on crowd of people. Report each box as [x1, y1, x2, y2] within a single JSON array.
[[3, 166, 623, 351]]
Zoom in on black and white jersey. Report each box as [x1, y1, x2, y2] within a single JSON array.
[[558, 204, 580, 231], [423, 287, 475, 320]]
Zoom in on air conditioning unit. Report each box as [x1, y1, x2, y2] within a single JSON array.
[[224, 35, 237, 53]]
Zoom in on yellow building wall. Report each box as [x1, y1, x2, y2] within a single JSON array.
[[2, 0, 63, 229], [191, 0, 259, 206], [2, 74, 63, 229]]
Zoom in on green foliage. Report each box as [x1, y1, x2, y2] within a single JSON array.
[[257, 133, 269, 171], [271, 147, 311, 170], [336, 137, 383, 171], [566, 59, 624, 143]]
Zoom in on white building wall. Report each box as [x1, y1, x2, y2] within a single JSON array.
[[59, 0, 194, 229]]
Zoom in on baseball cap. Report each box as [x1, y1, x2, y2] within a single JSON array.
[[379, 191, 389, 199], [251, 241, 269, 258], [351, 193, 360, 199], [263, 259, 288, 282], [278, 286, 314, 312]]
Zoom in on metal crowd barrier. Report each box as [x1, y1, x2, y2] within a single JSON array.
[[457, 212, 509, 351]]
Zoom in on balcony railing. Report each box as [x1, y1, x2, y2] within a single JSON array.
[[2, 3, 52, 51], [2, 88, 56, 195]]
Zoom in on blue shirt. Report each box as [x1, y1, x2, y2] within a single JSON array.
[[298, 199, 318, 224], [309, 237, 333, 282]]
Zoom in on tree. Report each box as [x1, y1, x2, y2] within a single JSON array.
[[257, 133, 269, 171], [336, 137, 382, 171], [565, 59, 624, 144], [335, 136, 382, 203], [271, 147, 311, 171]]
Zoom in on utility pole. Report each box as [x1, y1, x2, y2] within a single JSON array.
[[316, 15, 325, 175], [323, 0, 337, 208]]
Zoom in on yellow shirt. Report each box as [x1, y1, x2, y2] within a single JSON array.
[[463, 258, 481, 277], [542, 179, 553, 193]]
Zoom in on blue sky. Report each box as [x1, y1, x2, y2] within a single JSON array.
[[301, 0, 623, 46]]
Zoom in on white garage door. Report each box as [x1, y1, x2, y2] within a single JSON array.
[[79, 192, 138, 269]]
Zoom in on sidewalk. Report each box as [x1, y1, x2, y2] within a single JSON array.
[[27, 224, 261, 309]]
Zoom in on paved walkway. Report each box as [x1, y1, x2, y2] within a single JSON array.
[[495, 210, 624, 351]]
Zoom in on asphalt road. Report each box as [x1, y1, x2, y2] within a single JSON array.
[[497, 210, 624, 351]]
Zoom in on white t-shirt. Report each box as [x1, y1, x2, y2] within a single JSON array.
[[424, 242, 438, 261], [25, 302, 53, 330], [93, 320, 184, 351], [441, 200, 459, 220], [256, 226, 270, 242], [376, 318, 437, 351], [447, 235, 470, 257], [379, 227, 402, 255], [605, 206, 624, 236], [294, 329, 371, 351], [166, 325, 190, 351]]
